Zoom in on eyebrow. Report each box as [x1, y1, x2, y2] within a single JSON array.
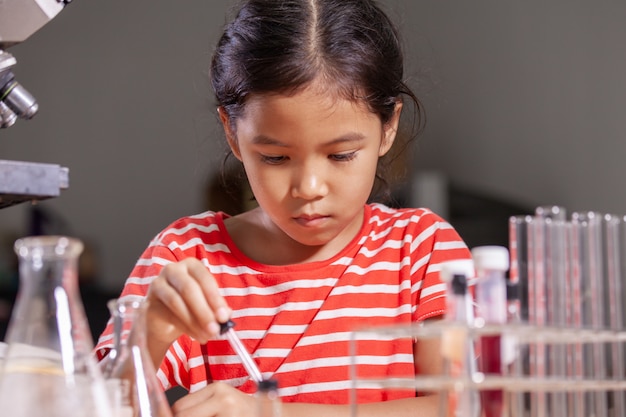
[[251, 132, 367, 147], [251, 135, 288, 147]]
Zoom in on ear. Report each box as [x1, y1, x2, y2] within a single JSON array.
[[378, 101, 403, 157], [218, 106, 242, 161]]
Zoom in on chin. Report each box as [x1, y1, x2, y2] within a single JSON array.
[[289, 231, 334, 248]]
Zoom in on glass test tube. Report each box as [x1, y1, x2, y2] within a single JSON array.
[[566, 216, 585, 417], [508, 215, 532, 417], [620, 216, 626, 415], [530, 206, 573, 417], [527, 215, 547, 417], [540, 212, 568, 417], [535, 205, 567, 222], [604, 214, 625, 417], [571, 211, 608, 417], [509, 215, 532, 321]]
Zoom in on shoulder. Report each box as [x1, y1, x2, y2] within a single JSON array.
[[366, 203, 467, 251], [152, 211, 225, 245], [131, 211, 234, 276], [366, 203, 450, 231]]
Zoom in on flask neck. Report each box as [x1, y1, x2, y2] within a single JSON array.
[[115, 299, 148, 348], [14, 235, 83, 296]]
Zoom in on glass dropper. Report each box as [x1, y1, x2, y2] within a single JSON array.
[[220, 319, 263, 383]]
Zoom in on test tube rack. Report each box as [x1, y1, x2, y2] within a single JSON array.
[[349, 321, 626, 417]]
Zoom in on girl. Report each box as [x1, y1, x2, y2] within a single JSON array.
[[96, 0, 472, 416]]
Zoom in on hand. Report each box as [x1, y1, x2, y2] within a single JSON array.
[[171, 382, 256, 417], [145, 258, 232, 349]]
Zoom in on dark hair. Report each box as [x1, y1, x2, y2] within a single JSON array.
[[210, 0, 424, 204]]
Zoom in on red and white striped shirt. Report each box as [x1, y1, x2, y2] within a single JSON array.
[[96, 203, 470, 404]]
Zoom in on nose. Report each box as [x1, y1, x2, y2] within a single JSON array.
[[291, 162, 328, 200]]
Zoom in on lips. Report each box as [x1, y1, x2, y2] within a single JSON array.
[[293, 213, 329, 227]]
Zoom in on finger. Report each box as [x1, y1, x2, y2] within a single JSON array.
[[172, 384, 214, 412], [162, 261, 221, 334], [171, 384, 218, 415], [148, 273, 213, 342], [173, 383, 245, 417], [182, 259, 232, 323]]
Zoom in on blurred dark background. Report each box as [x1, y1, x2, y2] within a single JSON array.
[[2, 1, 624, 342]]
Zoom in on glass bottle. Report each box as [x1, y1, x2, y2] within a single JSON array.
[[100, 298, 124, 378], [108, 298, 173, 417], [99, 298, 129, 415], [472, 245, 509, 417], [439, 260, 480, 417], [256, 378, 281, 417], [0, 235, 112, 417]]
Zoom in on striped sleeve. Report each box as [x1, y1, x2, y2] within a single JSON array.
[[93, 213, 213, 358], [364, 204, 471, 323], [407, 209, 472, 322]]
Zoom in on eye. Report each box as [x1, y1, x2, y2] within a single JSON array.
[[260, 154, 287, 165], [329, 151, 357, 162]]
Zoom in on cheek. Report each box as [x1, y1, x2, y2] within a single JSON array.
[[242, 163, 282, 200], [353, 153, 381, 182], [331, 165, 378, 201]]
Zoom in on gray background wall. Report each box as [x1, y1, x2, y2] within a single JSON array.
[[1, 1, 626, 291]]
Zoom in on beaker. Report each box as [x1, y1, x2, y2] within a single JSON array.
[[108, 298, 173, 417], [0, 235, 112, 417]]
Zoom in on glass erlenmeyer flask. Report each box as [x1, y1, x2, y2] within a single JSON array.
[[108, 298, 173, 417], [0, 235, 112, 417]]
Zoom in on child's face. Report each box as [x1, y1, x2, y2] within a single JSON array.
[[222, 85, 401, 248]]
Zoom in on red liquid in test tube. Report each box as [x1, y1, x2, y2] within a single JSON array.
[[479, 335, 503, 417], [472, 246, 509, 417]]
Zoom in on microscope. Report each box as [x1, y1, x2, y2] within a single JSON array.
[[0, 0, 73, 209]]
